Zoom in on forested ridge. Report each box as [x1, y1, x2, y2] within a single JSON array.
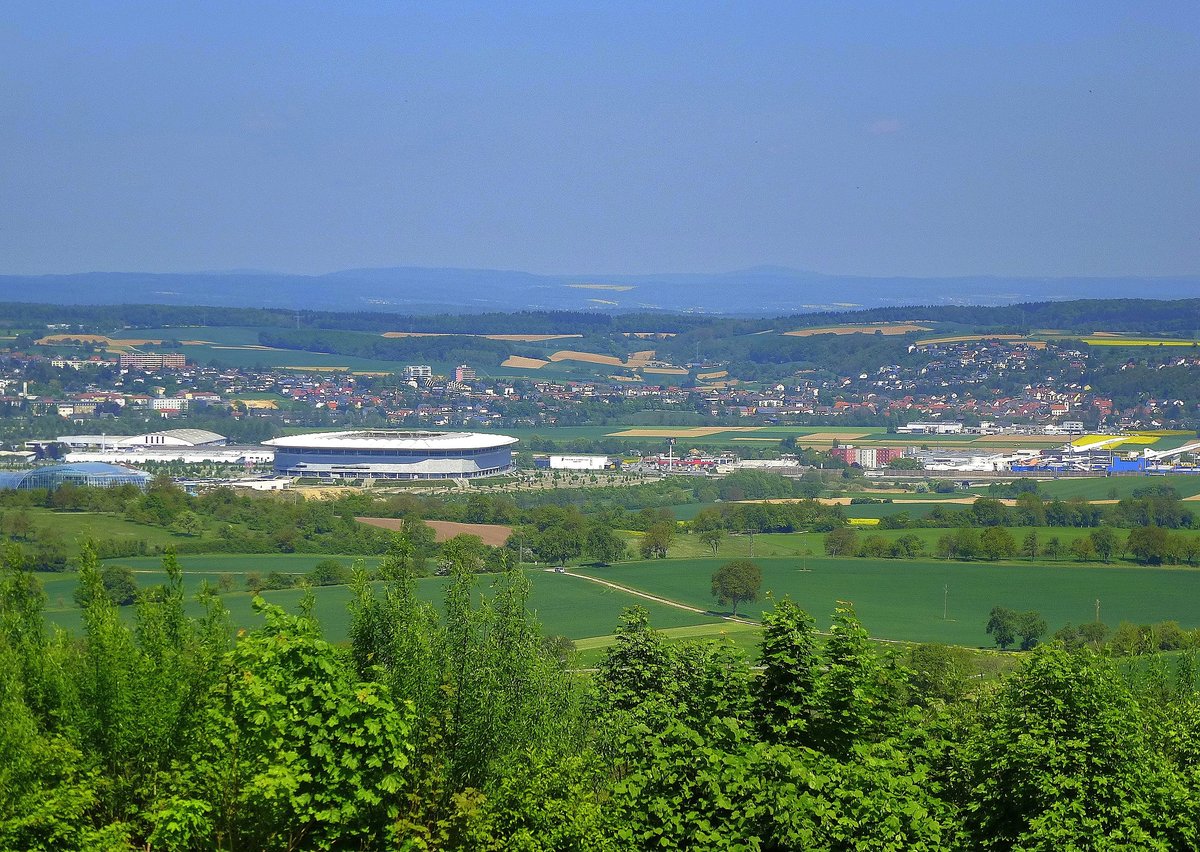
[[5, 535, 1200, 850], [2, 297, 1198, 337]]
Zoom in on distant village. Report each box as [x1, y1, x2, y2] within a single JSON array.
[[2, 337, 1192, 430], [1, 333, 1198, 479]]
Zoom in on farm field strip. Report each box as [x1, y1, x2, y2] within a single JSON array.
[[355, 517, 514, 546], [914, 333, 1035, 347], [548, 349, 624, 367], [606, 426, 761, 438], [501, 355, 550, 369], [784, 323, 932, 337], [381, 332, 583, 342], [1082, 337, 1200, 346]]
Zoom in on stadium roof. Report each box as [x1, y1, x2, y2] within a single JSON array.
[[57, 429, 226, 447], [264, 430, 518, 451], [140, 429, 226, 445]]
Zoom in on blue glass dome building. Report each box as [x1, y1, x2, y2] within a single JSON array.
[[0, 462, 152, 491]]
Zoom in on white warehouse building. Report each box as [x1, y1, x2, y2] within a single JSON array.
[[54, 429, 228, 450], [896, 421, 965, 435], [549, 454, 610, 471]]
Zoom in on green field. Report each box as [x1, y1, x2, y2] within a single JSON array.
[[576, 557, 1200, 647], [176, 344, 406, 373], [1082, 336, 1200, 347], [110, 326, 267, 346], [667, 502, 719, 520], [41, 556, 719, 642], [37, 540, 1200, 649], [1036, 475, 1200, 500], [14, 509, 205, 553]]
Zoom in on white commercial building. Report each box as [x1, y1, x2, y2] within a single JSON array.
[[896, 421, 965, 435], [65, 447, 274, 465], [54, 429, 228, 450], [549, 454, 610, 471]]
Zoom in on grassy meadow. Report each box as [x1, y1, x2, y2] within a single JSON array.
[[577, 556, 1200, 647], [12, 508, 206, 554], [1035, 474, 1200, 501], [40, 556, 719, 643]]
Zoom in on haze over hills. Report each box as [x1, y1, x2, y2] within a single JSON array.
[[0, 266, 1195, 316]]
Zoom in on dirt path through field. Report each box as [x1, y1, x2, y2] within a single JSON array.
[[556, 569, 914, 646], [555, 569, 759, 625]]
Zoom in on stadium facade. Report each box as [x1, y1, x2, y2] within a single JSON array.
[[263, 430, 518, 480]]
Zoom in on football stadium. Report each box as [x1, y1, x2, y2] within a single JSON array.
[[264, 430, 518, 480]]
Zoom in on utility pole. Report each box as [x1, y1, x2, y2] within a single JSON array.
[[1096, 597, 1101, 623], [943, 583, 949, 621], [740, 529, 755, 558]]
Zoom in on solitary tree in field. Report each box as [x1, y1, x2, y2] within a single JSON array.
[[824, 527, 858, 557], [1021, 530, 1039, 560], [584, 522, 627, 565], [699, 527, 725, 555], [1016, 610, 1048, 650], [711, 559, 762, 616], [1090, 527, 1119, 563], [639, 521, 675, 559], [986, 606, 1018, 650], [1070, 537, 1097, 563], [979, 527, 1016, 561]]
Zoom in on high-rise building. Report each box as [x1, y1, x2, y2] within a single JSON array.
[[829, 444, 906, 468], [119, 353, 187, 371], [403, 365, 433, 380], [455, 364, 476, 383]]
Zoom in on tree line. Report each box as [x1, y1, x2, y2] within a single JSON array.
[[892, 487, 1195, 531], [7, 535, 1200, 848], [825, 524, 1200, 566]]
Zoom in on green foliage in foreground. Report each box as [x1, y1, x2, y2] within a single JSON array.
[[8, 538, 1200, 849]]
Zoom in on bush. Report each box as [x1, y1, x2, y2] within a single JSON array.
[[263, 571, 297, 591], [308, 559, 351, 587]]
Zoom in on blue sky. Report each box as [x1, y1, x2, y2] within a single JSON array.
[[1, 2, 1196, 277]]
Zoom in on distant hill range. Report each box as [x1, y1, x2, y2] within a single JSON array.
[[0, 266, 1194, 316]]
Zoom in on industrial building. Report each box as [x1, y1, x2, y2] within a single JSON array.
[[0, 462, 152, 491], [45, 429, 270, 466], [896, 421, 965, 435], [264, 430, 518, 480], [915, 449, 1039, 473], [53, 429, 228, 450]]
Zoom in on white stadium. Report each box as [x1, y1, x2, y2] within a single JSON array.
[[264, 430, 518, 480]]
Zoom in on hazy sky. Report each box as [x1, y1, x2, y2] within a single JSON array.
[[2, 2, 1197, 277]]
